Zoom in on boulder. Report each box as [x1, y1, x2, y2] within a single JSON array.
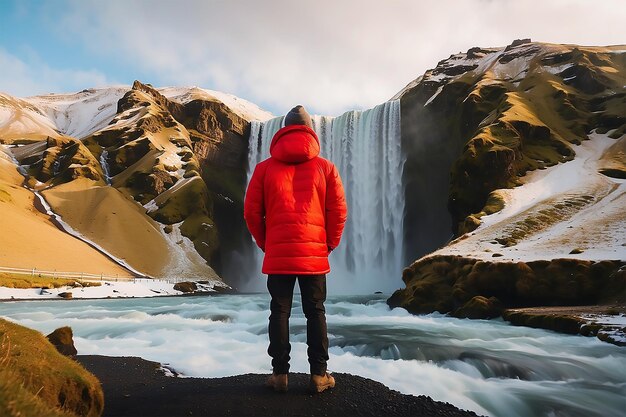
[[174, 281, 198, 293], [46, 326, 78, 358]]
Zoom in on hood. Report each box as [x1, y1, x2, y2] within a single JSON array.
[[269, 125, 320, 163]]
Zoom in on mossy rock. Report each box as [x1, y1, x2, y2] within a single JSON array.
[[31, 137, 104, 186], [0, 319, 103, 417], [452, 296, 504, 319], [503, 311, 584, 335], [388, 255, 625, 315], [46, 327, 78, 358]]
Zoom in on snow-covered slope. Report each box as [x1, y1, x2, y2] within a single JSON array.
[[160, 86, 273, 121], [26, 87, 128, 139], [435, 132, 625, 261], [0, 85, 273, 144], [0, 93, 60, 142]]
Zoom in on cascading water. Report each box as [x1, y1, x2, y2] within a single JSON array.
[[247, 100, 404, 294], [100, 149, 111, 185]]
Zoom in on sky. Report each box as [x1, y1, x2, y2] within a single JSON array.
[[0, 0, 625, 116]]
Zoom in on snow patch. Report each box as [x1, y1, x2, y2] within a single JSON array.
[[436, 133, 626, 262], [424, 85, 444, 107], [0, 278, 182, 300], [160, 86, 273, 122], [25, 87, 127, 139]]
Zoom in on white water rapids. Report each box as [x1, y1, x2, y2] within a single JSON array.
[[247, 101, 404, 294], [2, 295, 625, 417]]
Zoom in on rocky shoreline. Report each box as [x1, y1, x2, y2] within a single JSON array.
[[502, 304, 626, 346], [77, 355, 481, 417], [387, 255, 626, 346]]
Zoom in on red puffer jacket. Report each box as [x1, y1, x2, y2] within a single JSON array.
[[244, 125, 348, 275]]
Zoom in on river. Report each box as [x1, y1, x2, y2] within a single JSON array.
[[2, 294, 625, 417]]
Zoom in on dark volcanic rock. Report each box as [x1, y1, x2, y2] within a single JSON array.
[[46, 326, 78, 358], [502, 305, 626, 346], [77, 355, 480, 417], [173, 281, 198, 293]]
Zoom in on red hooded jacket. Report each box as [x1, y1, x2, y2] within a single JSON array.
[[244, 125, 348, 275]]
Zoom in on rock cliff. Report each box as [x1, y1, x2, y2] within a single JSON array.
[[398, 41, 626, 258], [391, 41, 625, 330]]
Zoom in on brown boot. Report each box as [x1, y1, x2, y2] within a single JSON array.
[[310, 372, 335, 393], [265, 373, 288, 392]]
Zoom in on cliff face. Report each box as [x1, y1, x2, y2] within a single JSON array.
[[0, 81, 269, 281], [392, 41, 626, 322], [398, 41, 626, 260]]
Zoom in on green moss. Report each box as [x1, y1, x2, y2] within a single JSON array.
[[201, 164, 246, 206], [151, 177, 213, 224], [0, 319, 104, 417], [180, 212, 220, 262]]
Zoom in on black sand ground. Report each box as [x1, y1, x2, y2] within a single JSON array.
[[78, 355, 481, 417]]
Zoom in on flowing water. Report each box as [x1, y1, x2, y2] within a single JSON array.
[[247, 101, 404, 294], [2, 295, 625, 417]]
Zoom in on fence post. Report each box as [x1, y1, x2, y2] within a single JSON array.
[[31, 268, 35, 278]]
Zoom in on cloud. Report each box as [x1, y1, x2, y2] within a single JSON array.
[[11, 0, 626, 114], [0, 48, 112, 97]]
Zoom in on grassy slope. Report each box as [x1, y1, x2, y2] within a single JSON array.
[[0, 318, 103, 417]]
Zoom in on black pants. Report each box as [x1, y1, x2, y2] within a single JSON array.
[[267, 274, 329, 376]]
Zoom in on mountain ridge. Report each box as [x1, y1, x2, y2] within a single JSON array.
[[0, 41, 624, 296]]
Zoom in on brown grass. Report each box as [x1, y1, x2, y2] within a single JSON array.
[[0, 273, 101, 289], [0, 319, 104, 417]]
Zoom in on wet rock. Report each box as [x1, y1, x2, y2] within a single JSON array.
[[58, 292, 73, 299]]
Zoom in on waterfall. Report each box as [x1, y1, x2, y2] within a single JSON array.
[[100, 149, 111, 185], [246, 100, 404, 294]]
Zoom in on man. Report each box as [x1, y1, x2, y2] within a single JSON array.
[[244, 105, 348, 393]]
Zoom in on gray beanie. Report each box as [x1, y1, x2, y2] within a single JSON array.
[[284, 105, 313, 128]]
